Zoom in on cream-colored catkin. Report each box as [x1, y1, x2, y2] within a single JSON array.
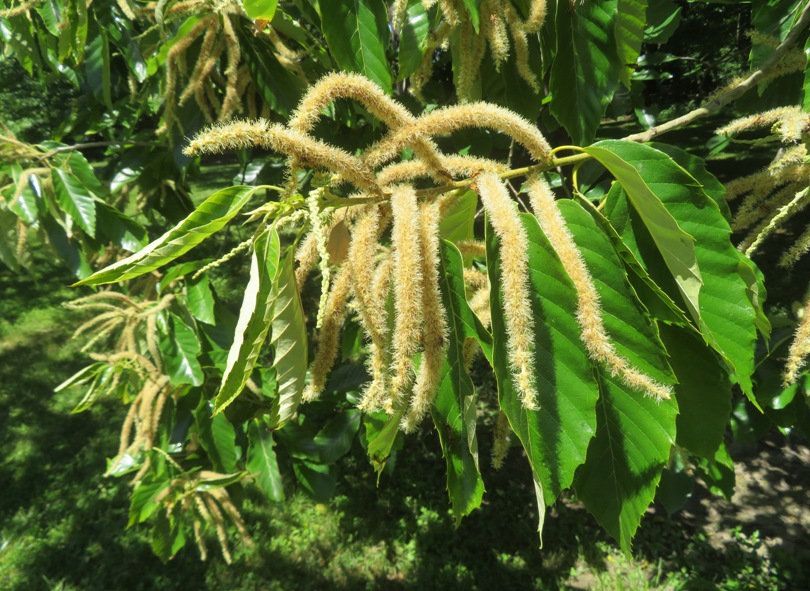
[[358, 256, 393, 412], [742, 187, 810, 255], [410, 21, 452, 100], [482, 0, 510, 70], [288, 72, 449, 180], [780, 223, 810, 267], [526, 176, 672, 401], [363, 102, 551, 169], [734, 182, 800, 232], [391, 0, 409, 32], [184, 120, 380, 193], [717, 106, 809, 142], [303, 264, 353, 402], [475, 172, 538, 409], [469, 285, 491, 329], [784, 290, 810, 385], [179, 26, 220, 105], [347, 207, 386, 347], [377, 154, 506, 186], [402, 202, 448, 432], [502, 3, 540, 92], [387, 185, 425, 412]]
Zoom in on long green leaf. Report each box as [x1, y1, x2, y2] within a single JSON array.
[[549, 0, 620, 144], [596, 141, 758, 400], [320, 0, 393, 91], [75, 185, 259, 286], [243, 0, 278, 20], [432, 241, 485, 523], [398, 0, 430, 80], [53, 168, 97, 238], [574, 372, 677, 552], [247, 419, 285, 502], [486, 214, 599, 506], [585, 141, 702, 325], [196, 399, 240, 473], [213, 228, 281, 414], [159, 312, 204, 387], [615, 0, 648, 89], [266, 248, 308, 429], [559, 199, 676, 386]]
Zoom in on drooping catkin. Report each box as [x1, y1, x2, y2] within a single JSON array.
[[475, 172, 538, 409], [377, 154, 506, 186], [402, 201, 448, 432], [784, 290, 810, 386], [492, 409, 511, 469], [347, 207, 386, 347], [303, 264, 353, 402], [184, 119, 380, 193], [363, 103, 551, 169], [742, 187, 810, 255], [526, 175, 672, 400], [387, 185, 424, 412], [482, 0, 510, 70], [358, 256, 393, 412], [288, 72, 449, 179]]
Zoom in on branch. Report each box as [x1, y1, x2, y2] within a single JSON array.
[[624, 0, 810, 143]]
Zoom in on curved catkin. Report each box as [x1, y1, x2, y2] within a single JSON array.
[[289, 72, 449, 179], [358, 256, 393, 412], [347, 207, 386, 347], [387, 185, 424, 412], [742, 187, 810, 255], [363, 103, 551, 169], [482, 0, 510, 70], [780, 224, 810, 267], [526, 175, 672, 401], [403, 202, 448, 432], [784, 292, 810, 385], [475, 172, 538, 409], [303, 265, 353, 402], [377, 154, 506, 186], [184, 120, 380, 193]]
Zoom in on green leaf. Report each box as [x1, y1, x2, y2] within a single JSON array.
[[320, 0, 393, 92], [432, 241, 486, 523], [214, 228, 281, 414], [293, 460, 337, 503], [644, 0, 681, 43], [596, 141, 758, 402], [85, 29, 113, 109], [574, 372, 678, 552], [659, 324, 730, 459], [95, 201, 148, 252], [615, 0, 648, 89], [160, 313, 204, 387], [459, 0, 481, 32], [247, 419, 285, 502], [585, 140, 702, 325], [129, 480, 169, 527], [242, 0, 278, 20], [279, 411, 361, 464], [53, 168, 97, 238], [439, 190, 477, 243], [75, 185, 260, 286], [0, 208, 21, 273], [549, 0, 620, 144], [150, 511, 186, 563], [7, 166, 41, 224], [696, 441, 735, 500], [186, 274, 216, 325], [236, 24, 306, 117], [366, 408, 405, 475], [486, 214, 599, 505], [266, 248, 308, 429], [559, 199, 676, 387], [196, 399, 240, 473], [398, 0, 430, 80], [441, 240, 493, 364]]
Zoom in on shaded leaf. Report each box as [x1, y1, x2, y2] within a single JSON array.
[[293, 460, 337, 503], [160, 312, 204, 387], [398, 0, 430, 79], [439, 190, 477, 243], [615, 0, 648, 89], [243, 0, 278, 20], [247, 419, 285, 502], [53, 168, 97, 238], [196, 399, 240, 473], [186, 273, 216, 325]]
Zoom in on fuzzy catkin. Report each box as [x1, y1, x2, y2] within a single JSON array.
[[526, 176, 672, 401], [475, 172, 538, 410], [403, 201, 448, 432], [784, 291, 810, 386], [387, 185, 424, 412]]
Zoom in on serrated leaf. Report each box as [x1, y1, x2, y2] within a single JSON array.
[[432, 241, 486, 523], [585, 141, 702, 324], [559, 199, 676, 386], [8, 166, 41, 224], [596, 141, 758, 402], [53, 168, 97, 238], [75, 185, 260, 286], [615, 0, 647, 89], [160, 312, 204, 387], [129, 480, 169, 527], [320, 0, 393, 92], [659, 323, 730, 459], [486, 214, 599, 506], [247, 420, 285, 502], [266, 248, 308, 429], [214, 228, 281, 414], [196, 399, 240, 473], [574, 372, 677, 552], [95, 201, 148, 252], [549, 0, 620, 144], [236, 24, 306, 117], [186, 273, 216, 325], [439, 190, 477, 243], [242, 0, 278, 20], [398, 0, 430, 80]]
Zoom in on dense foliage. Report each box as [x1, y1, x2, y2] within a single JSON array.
[[1, 0, 809, 563]]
